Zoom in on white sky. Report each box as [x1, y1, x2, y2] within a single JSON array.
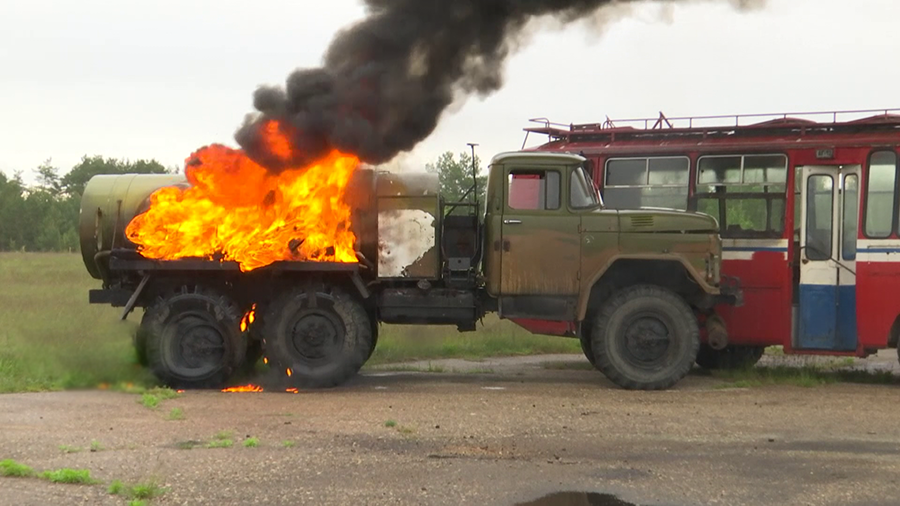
[[1, 0, 898, 182]]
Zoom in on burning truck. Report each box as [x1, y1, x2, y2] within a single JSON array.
[[79, 124, 739, 391]]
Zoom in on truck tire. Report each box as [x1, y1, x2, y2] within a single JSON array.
[[262, 284, 373, 388], [695, 344, 764, 370], [142, 286, 246, 389], [579, 326, 597, 367], [591, 285, 699, 390]]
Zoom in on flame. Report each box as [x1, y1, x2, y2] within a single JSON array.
[[222, 384, 264, 393], [220, 385, 301, 394], [286, 368, 293, 377], [125, 120, 360, 272], [240, 303, 257, 332]]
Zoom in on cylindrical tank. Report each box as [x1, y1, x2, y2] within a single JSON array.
[[79, 174, 186, 280], [78, 169, 441, 280]]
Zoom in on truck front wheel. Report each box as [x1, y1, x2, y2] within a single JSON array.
[[141, 286, 246, 389], [590, 285, 699, 390], [262, 284, 372, 388]]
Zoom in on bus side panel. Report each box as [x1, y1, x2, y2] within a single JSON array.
[[715, 244, 792, 346], [855, 252, 900, 349]]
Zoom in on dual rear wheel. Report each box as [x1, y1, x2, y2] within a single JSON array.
[[136, 284, 373, 390]]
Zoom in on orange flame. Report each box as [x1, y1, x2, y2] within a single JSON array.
[[222, 384, 264, 392], [240, 303, 257, 332], [125, 121, 360, 272]]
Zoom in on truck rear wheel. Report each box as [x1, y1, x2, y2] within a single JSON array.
[[141, 286, 245, 389], [590, 285, 699, 390], [695, 344, 764, 370], [262, 284, 372, 388]]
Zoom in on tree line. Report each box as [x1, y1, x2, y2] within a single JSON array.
[[0, 150, 484, 253], [0, 156, 171, 252]]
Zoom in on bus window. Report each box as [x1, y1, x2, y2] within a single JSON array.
[[864, 150, 897, 238], [508, 170, 561, 211], [696, 154, 788, 238], [604, 157, 689, 210], [806, 175, 834, 261]]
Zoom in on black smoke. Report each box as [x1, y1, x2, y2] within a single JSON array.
[[236, 0, 762, 170]]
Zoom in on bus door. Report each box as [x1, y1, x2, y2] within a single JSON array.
[[797, 165, 860, 350]]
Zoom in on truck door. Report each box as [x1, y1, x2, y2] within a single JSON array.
[[797, 165, 860, 350], [499, 166, 581, 321]]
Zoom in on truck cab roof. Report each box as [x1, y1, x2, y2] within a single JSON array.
[[490, 151, 586, 165]]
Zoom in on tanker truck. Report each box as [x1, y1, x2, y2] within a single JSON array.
[[80, 151, 739, 391]]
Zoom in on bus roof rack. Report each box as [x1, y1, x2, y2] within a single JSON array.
[[523, 108, 900, 144]]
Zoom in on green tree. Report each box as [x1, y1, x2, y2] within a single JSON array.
[[34, 159, 62, 196], [60, 156, 170, 197], [0, 171, 27, 250], [425, 151, 487, 209]]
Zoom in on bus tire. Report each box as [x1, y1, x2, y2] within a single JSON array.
[[262, 284, 372, 389], [591, 285, 699, 390], [695, 344, 764, 370], [142, 286, 245, 389]]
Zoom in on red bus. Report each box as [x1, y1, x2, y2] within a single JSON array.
[[524, 108, 900, 368]]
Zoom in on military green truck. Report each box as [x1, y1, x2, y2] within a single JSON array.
[[80, 151, 739, 391]]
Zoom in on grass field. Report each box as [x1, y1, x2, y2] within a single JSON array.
[[0, 252, 579, 393]]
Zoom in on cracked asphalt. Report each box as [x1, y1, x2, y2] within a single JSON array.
[[1, 353, 899, 506]]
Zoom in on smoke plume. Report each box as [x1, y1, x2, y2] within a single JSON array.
[[236, 0, 762, 170]]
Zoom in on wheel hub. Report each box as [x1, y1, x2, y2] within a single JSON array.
[[623, 316, 671, 364], [290, 311, 343, 362], [171, 315, 226, 373]]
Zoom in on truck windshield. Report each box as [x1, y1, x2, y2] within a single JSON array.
[[570, 165, 602, 208]]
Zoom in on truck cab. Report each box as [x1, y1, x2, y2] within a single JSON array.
[[481, 152, 737, 389]]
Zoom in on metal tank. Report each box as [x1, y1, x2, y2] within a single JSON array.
[[78, 169, 441, 281], [79, 174, 185, 280]]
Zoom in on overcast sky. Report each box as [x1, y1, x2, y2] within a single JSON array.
[[1, 0, 898, 182]]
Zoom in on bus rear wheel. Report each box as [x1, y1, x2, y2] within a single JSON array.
[[590, 285, 699, 390], [695, 344, 764, 370], [262, 284, 372, 389]]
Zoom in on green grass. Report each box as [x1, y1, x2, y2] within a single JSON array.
[[281, 440, 295, 448], [0, 253, 155, 393], [90, 440, 104, 452], [214, 430, 233, 440], [0, 252, 583, 393], [129, 480, 168, 500], [167, 408, 184, 420], [41, 468, 98, 484], [0, 459, 35, 477], [58, 444, 82, 454], [129, 500, 148, 506], [384, 419, 397, 428], [206, 439, 233, 449], [140, 393, 160, 409], [242, 437, 259, 448], [109, 478, 168, 502]]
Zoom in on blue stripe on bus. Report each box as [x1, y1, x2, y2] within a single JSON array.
[[860, 248, 900, 253], [722, 247, 788, 252]]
